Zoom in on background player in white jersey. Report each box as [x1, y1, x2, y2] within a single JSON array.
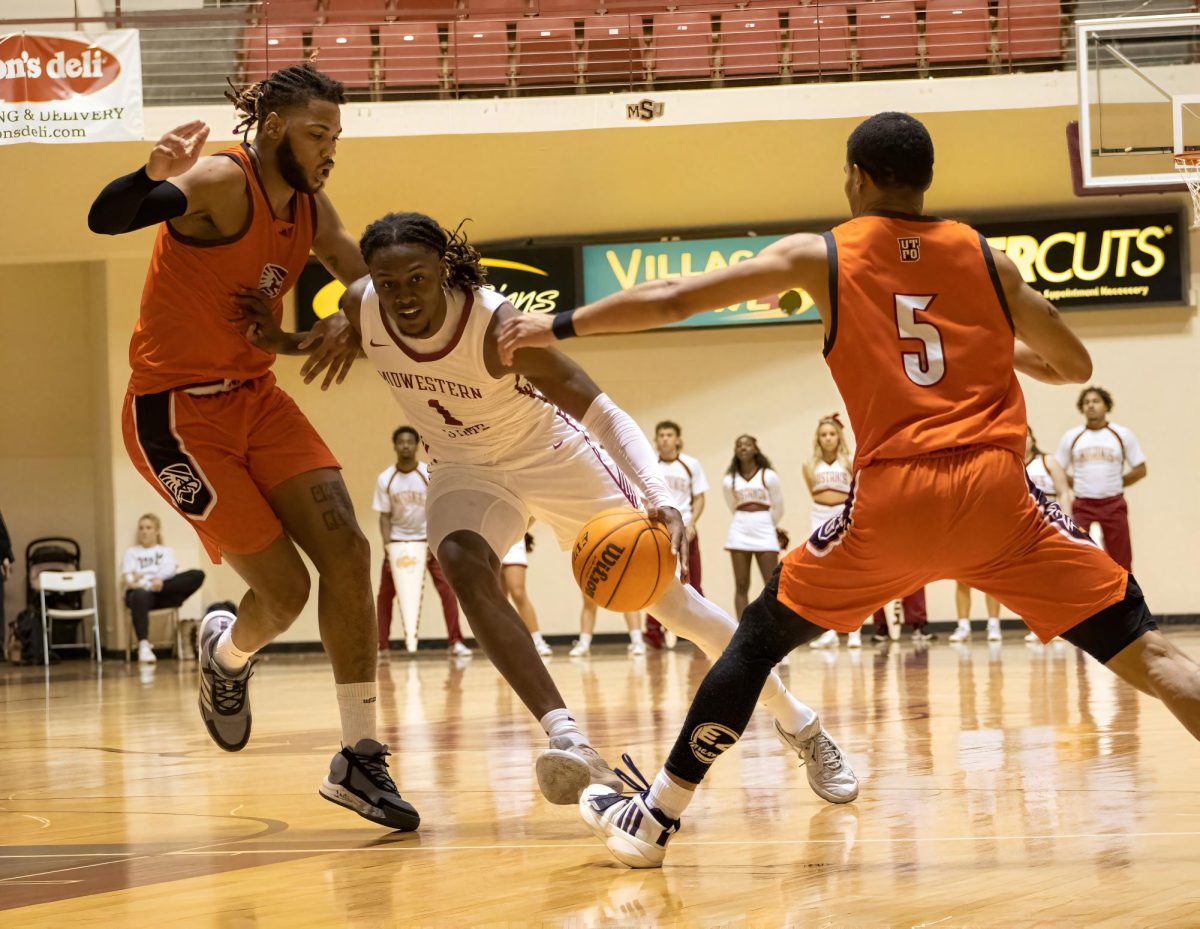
[[373, 425, 468, 657], [500, 530, 553, 657], [722, 435, 784, 620], [1056, 386, 1146, 571], [645, 420, 707, 649], [246, 211, 857, 807]]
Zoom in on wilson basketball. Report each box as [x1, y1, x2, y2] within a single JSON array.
[[572, 507, 676, 611]]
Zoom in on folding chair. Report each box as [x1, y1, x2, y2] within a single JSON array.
[[38, 570, 101, 664]]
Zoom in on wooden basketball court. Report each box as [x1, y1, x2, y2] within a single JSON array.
[[3, 633, 1197, 927]]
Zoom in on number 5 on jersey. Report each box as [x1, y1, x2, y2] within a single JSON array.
[[894, 294, 945, 386]]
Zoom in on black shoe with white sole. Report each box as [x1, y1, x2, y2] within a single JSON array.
[[320, 739, 420, 832]]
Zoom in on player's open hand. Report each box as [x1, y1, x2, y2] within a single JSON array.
[[647, 505, 689, 585], [146, 120, 210, 181], [235, 289, 291, 353], [299, 312, 359, 390], [497, 312, 555, 365]]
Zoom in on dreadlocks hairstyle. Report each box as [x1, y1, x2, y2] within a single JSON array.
[[726, 435, 773, 477], [810, 413, 852, 472], [846, 111, 935, 191], [359, 212, 488, 292], [1077, 385, 1114, 413], [224, 63, 345, 141]]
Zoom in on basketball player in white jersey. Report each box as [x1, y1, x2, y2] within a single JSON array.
[[722, 435, 784, 620], [373, 425, 469, 657], [647, 420, 707, 648], [1056, 386, 1146, 572], [500, 530, 554, 657], [245, 211, 858, 806]]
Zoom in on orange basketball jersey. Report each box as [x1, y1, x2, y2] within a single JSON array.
[[128, 144, 316, 395], [822, 212, 1027, 466]]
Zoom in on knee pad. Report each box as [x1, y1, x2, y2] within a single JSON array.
[[736, 587, 828, 665]]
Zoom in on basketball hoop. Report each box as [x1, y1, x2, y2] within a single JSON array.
[[1173, 151, 1200, 229]]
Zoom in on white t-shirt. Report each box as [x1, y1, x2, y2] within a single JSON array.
[[1055, 423, 1145, 500], [122, 544, 177, 589], [657, 453, 709, 526], [373, 463, 431, 542]]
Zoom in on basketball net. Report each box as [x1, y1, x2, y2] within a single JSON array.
[[1174, 152, 1200, 229]]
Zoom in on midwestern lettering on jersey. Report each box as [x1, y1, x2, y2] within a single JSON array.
[[377, 371, 485, 400], [986, 225, 1169, 285]]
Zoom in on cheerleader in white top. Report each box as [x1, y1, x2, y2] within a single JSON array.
[[500, 530, 554, 657], [1023, 426, 1073, 642], [723, 435, 785, 620], [801, 415, 861, 649]]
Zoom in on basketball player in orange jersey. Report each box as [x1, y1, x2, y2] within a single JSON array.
[[242, 211, 858, 807], [87, 64, 417, 831], [499, 112, 1200, 868]]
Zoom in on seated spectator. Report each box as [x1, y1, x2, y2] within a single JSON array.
[[122, 513, 205, 663]]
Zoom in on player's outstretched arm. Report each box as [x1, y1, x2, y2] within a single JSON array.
[[485, 306, 689, 575], [497, 233, 828, 363], [993, 247, 1092, 384], [88, 121, 242, 235], [313, 192, 370, 285], [239, 276, 368, 390]]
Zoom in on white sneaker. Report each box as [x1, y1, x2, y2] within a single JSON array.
[[534, 638, 553, 657], [449, 640, 471, 658], [808, 629, 839, 649], [405, 635, 419, 654], [536, 737, 623, 804], [664, 631, 678, 649], [986, 618, 1002, 642], [579, 757, 680, 869], [569, 640, 590, 658], [1024, 631, 1041, 643], [628, 640, 646, 657], [775, 721, 859, 804], [948, 622, 972, 644], [137, 640, 157, 664], [846, 630, 862, 649]]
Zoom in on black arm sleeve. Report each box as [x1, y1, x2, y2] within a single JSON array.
[[87, 166, 188, 235]]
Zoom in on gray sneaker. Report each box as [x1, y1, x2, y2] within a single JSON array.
[[774, 721, 859, 804], [198, 609, 253, 752], [320, 738, 420, 832], [536, 736, 624, 805]]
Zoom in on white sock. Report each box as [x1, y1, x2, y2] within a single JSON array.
[[540, 707, 585, 745], [629, 629, 644, 646], [956, 619, 971, 630], [577, 633, 593, 649], [336, 681, 378, 748], [214, 624, 255, 674], [761, 689, 820, 739], [532, 631, 548, 647], [648, 769, 694, 819]]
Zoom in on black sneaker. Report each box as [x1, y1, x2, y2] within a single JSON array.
[[198, 608, 253, 752], [320, 739, 420, 832]]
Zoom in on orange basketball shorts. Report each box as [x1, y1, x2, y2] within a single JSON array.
[[121, 374, 340, 563], [778, 445, 1128, 641]]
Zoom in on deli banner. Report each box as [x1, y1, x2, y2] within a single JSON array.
[[582, 235, 820, 329], [0, 30, 144, 144], [294, 245, 578, 330], [980, 212, 1185, 309]]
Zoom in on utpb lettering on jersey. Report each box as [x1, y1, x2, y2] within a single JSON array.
[[898, 237, 921, 262], [377, 370, 485, 400]]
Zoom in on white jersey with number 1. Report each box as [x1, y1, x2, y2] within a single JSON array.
[[359, 281, 638, 558]]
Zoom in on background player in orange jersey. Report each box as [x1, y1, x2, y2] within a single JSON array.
[[88, 64, 417, 831], [500, 111, 1200, 869]]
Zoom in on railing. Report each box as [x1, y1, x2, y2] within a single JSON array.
[[1, 0, 1197, 105]]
